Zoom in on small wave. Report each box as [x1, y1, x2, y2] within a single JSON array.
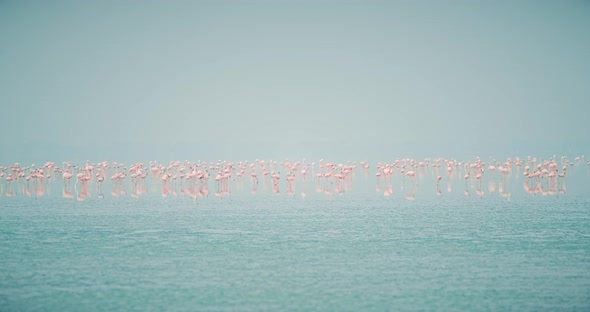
[[196, 229, 253, 235]]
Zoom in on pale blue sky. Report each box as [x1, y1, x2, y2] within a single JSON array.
[[1, 0, 589, 164]]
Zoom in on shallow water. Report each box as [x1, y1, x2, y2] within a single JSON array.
[[1, 191, 590, 311], [1, 162, 590, 311]]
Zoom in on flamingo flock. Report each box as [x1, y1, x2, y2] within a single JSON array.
[[0, 156, 586, 201]]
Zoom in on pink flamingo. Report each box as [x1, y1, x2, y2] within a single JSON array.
[[286, 172, 295, 196], [271, 171, 281, 194], [405, 171, 417, 200]]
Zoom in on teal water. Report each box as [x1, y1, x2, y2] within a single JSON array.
[[1, 192, 589, 311]]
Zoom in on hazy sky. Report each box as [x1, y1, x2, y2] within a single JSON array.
[[1, 0, 589, 164]]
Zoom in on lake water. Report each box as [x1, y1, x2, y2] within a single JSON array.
[[1, 162, 589, 311]]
